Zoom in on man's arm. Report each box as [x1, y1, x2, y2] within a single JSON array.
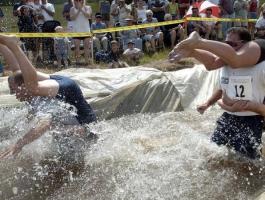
[[197, 89, 223, 114], [0, 117, 52, 159]]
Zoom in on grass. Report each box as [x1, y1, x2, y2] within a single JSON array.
[[1, 3, 99, 32], [0, 3, 173, 68]]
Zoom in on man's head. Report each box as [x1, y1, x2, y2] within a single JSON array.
[[206, 8, 212, 17], [8, 72, 31, 102], [225, 27, 251, 51], [191, 7, 199, 17], [127, 40, 135, 49], [95, 13, 102, 22], [146, 10, 153, 21], [111, 40, 119, 52]]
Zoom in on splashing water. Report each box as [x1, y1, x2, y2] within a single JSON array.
[[1, 104, 265, 200]]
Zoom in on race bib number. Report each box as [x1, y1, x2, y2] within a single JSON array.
[[227, 76, 252, 100]]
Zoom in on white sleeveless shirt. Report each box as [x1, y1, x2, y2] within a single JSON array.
[[218, 61, 265, 116], [72, 6, 91, 33]]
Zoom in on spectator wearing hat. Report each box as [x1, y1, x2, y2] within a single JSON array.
[[120, 15, 143, 50], [142, 10, 164, 52], [91, 13, 108, 52], [123, 40, 143, 65], [95, 40, 126, 68]]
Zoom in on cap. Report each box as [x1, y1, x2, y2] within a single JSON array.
[[95, 12, 102, 18], [125, 15, 134, 21], [111, 40, 118, 45], [127, 40, 135, 44]]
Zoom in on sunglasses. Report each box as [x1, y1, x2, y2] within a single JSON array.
[[224, 40, 243, 47]]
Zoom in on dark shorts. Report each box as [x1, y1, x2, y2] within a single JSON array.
[[73, 37, 90, 40], [211, 112, 264, 159]]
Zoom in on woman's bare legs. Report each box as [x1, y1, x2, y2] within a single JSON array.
[[0, 35, 38, 89], [74, 38, 81, 64], [0, 43, 20, 73], [83, 37, 91, 65], [175, 31, 261, 68]]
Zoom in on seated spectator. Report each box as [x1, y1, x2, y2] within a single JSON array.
[[142, 10, 164, 52], [120, 15, 143, 50], [168, 0, 179, 20], [150, 0, 168, 22], [122, 40, 143, 65], [135, 0, 147, 23], [91, 13, 108, 52], [54, 26, 70, 68], [187, 7, 206, 36], [162, 13, 184, 48], [255, 10, 265, 38], [178, 0, 190, 19], [95, 40, 126, 68], [203, 8, 222, 40]]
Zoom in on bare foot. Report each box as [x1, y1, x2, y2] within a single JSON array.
[[0, 34, 20, 46], [177, 31, 202, 49]]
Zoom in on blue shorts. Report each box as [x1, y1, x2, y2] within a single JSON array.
[[211, 112, 264, 159]]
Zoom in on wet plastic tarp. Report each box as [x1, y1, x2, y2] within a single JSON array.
[[0, 65, 220, 119]]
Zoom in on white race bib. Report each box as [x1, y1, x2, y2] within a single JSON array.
[[227, 76, 252, 100]]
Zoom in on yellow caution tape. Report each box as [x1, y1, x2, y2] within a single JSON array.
[[0, 17, 257, 38], [187, 17, 257, 23], [0, 32, 93, 38]]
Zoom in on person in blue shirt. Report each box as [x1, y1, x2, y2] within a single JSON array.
[[91, 13, 108, 52], [0, 34, 96, 159]]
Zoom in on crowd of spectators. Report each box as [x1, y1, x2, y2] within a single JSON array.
[[0, 0, 264, 68]]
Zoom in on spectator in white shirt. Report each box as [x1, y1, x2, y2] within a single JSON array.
[[40, 0, 55, 22], [122, 40, 143, 65]]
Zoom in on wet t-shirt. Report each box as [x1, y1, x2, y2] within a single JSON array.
[[50, 75, 96, 125]]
